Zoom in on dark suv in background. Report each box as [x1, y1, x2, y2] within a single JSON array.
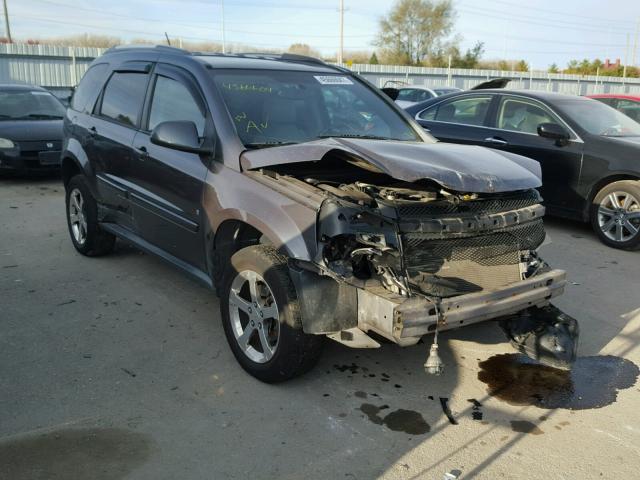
[[61, 45, 577, 382]]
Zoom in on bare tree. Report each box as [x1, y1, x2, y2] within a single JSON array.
[[287, 43, 321, 58], [375, 0, 455, 65]]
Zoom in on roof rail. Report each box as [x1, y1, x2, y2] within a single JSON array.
[[193, 51, 330, 67], [104, 44, 190, 55]]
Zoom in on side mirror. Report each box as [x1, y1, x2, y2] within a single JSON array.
[[381, 87, 400, 101], [150, 121, 204, 153], [537, 122, 570, 143]]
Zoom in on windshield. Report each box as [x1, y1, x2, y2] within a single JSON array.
[[0, 90, 66, 120], [557, 98, 640, 137], [211, 70, 423, 147]]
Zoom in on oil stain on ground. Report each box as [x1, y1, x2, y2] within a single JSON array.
[[359, 404, 430, 435], [510, 420, 544, 435], [0, 427, 154, 480], [478, 354, 639, 409]]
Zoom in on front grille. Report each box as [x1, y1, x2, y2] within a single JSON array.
[[403, 219, 545, 297], [393, 189, 541, 218]]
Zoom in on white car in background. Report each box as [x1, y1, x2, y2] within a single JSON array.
[[395, 86, 462, 108], [392, 78, 512, 109]]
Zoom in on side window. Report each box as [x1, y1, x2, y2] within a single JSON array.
[[419, 96, 492, 126], [99, 72, 149, 127], [397, 89, 416, 101], [148, 76, 206, 136], [616, 99, 640, 122], [415, 90, 434, 102], [71, 63, 109, 113], [497, 98, 558, 134]]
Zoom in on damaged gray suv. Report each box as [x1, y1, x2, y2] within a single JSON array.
[[62, 46, 578, 382]]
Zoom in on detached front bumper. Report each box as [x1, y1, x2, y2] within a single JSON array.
[[357, 269, 566, 344]]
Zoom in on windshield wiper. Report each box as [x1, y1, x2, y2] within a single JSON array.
[[245, 141, 298, 149], [316, 133, 395, 141], [15, 114, 63, 120]]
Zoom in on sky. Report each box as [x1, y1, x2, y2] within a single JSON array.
[[7, 0, 640, 70]]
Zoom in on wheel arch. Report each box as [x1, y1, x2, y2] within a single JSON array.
[[209, 219, 272, 295], [583, 173, 640, 221]]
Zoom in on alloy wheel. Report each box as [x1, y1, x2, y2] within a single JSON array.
[[597, 191, 640, 243], [228, 270, 280, 363], [68, 188, 88, 245]]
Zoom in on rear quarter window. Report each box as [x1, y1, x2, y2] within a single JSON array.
[[70, 63, 109, 113]]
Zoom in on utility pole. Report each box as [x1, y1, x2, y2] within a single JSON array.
[[338, 0, 344, 64], [623, 33, 630, 78], [2, 0, 11, 43], [221, 0, 226, 54], [632, 17, 640, 67]]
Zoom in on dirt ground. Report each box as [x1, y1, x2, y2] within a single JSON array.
[[1, 175, 639, 480]]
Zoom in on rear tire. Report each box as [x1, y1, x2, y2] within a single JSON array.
[[220, 245, 323, 383], [65, 175, 116, 256], [590, 180, 640, 250]]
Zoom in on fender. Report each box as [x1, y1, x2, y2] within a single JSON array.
[[202, 167, 322, 262], [61, 138, 98, 196]]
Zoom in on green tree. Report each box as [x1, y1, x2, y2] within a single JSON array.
[[369, 52, 379, 64], [514, 60, 529, 72], [548, 63, 559, 73], [375, 0, 455, 65]]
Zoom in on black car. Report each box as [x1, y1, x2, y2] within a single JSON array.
[[405, 90, 640, 250], [0, 84, 65, 174]]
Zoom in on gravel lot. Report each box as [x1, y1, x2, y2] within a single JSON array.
[[1, 175, 639, 480]]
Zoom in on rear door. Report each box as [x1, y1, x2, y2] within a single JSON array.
[[128, 64, 210, 269], [89, 63, 152, 228], [484, 94, 585, 213], [414, 94, 498, 145]]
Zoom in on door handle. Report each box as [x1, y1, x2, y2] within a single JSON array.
[[422, 126, 431, 132], [484, 136, 508, 146], [136, 145, 149, 160], [88, 126, 97, 136]]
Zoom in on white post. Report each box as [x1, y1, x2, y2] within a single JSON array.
[[70, 47, 77, 86], [447, 54, 452, 86], [595, 67, 600, 94]]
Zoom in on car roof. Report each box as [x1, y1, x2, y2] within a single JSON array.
[[0, 84, 48, 92], [102, 45, 342, 74], [405, 88, 594, 114], [587, 94, 640, 100]]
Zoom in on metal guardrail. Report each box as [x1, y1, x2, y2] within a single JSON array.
[[1, 43, 639, 96]]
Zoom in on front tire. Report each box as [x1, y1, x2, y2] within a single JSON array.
[[220, 245, 323, 383], [590, 180, 640, 250], [65, 175, 116, 256]]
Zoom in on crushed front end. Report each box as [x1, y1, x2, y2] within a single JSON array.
[[312, 178, 575, 369]]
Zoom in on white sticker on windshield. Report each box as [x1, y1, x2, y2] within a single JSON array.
[[314, 75, 353, 85]]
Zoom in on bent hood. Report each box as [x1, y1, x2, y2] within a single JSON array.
[[240, 138, 542, 193]]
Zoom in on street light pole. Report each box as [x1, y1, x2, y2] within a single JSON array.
[[338, 0, 344, 64], [2, 0, 11, 43], [221, 0, 226, 54]]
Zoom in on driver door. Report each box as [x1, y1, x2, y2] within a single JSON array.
[[127, 64, 211, 270]]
